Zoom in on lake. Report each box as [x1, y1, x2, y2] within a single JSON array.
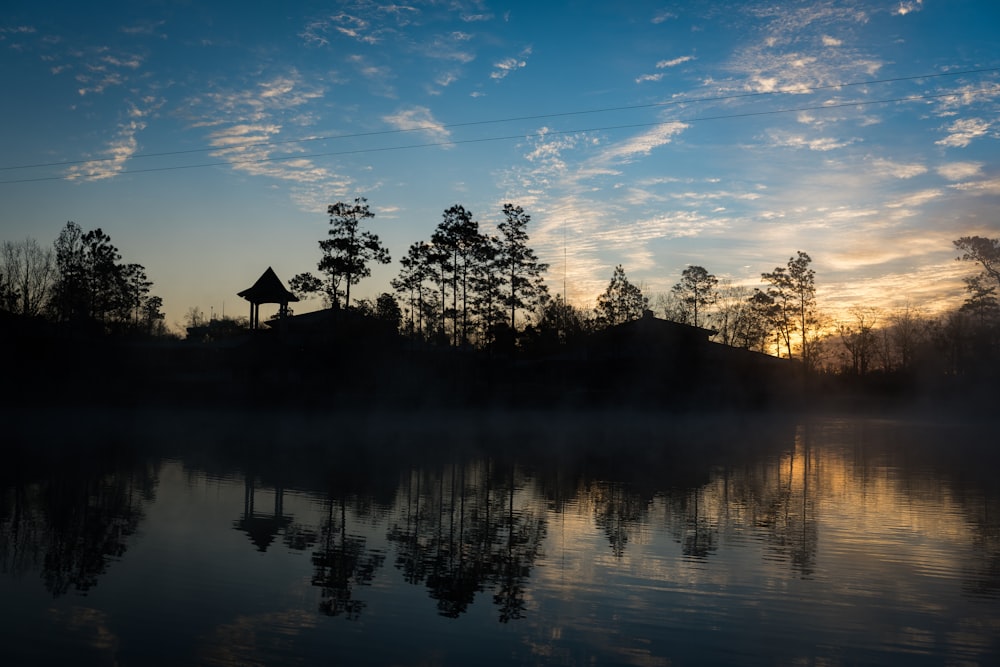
[[2, 408, 998, 666]]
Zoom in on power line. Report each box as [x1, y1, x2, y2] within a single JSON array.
[[2, 66, 997, 173], [0, 88, 994, 185]]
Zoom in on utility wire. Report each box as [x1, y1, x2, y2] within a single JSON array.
[[0, 88, 994, 185], [2, 66, 997, 173]]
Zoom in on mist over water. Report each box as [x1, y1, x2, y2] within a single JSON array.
[[2, 408, 998, 666]]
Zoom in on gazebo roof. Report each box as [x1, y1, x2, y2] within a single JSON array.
[[237, 267, 300, 305]]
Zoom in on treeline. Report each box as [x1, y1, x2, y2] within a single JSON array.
[[0, 221, 166, 336], [289, 198, 549, 351], [285, 197, 999, 381]]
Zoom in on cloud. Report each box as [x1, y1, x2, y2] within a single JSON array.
[[635, 73, 664, 84], [936, 162, 982, 181], [656, 55, 694, 69], [893, 1, 923, 16], [638, 55, 695, 83], [491, 49, 530, 80], [461, 13, 494, 22], [949, 177, 1000, 196], [869, 158, 927, 179], [765, 130, 856, 151], [821, 35, 842, 46], [599, 122, 688, 163], [651, 11, 676, 24], [381, 106, 450, 142], [66, 118, 146, 181], [935, 118, 990, 148]]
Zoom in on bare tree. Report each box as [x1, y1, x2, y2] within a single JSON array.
[[0, 237, 55, 316]]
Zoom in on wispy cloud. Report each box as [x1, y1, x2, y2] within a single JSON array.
[[637, 55, 695, 82], [66, 117, 146, 181], [935, 118, 990, 148], [599, 122, 688, 162], [869, 157, 927, 179], [657, 55, 695, 69], [491, 47, 531, 80], [936, 161, 982, 181], [765, 130, 857, 151], [382, 106, 450, 142], [893, 1, 923, 17]]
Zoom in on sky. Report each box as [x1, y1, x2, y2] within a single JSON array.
[[2, 0, 999, 330]]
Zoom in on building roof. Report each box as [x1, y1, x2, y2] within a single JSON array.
[[237, 267, 300, 305]]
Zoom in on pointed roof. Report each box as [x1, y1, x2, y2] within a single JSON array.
[[237, 267, 300, 305]]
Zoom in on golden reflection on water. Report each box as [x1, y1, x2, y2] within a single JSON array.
[[2, 415, 998, 665]]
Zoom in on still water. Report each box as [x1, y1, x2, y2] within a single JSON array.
[[2, 409, 998, 666]]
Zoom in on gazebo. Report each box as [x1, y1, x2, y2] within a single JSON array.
[[237, 267, 299, 330]]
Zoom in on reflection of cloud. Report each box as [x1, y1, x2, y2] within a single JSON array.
[[199, 609, 317, 667], [50, 606, 119, 655]]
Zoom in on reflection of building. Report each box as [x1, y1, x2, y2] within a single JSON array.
[[237, 267, 299, 330], [233, 478, 292, 552]]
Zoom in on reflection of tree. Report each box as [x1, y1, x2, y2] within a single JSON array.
[[677, 489, 718, 559], [386, 460, 546, 621], [0, 454, 156, 597], [311, 495, 385, 620], [491, 467, 546, 623], [591, 482, 646, 558]]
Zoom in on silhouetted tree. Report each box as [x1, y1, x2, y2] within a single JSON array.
[[470, 234, 505, 347], [595, 265, 646, 327], [318, 198, 391, 310], [670, 265, 717, 328], [432, 205, 483, 345], [392, 241, 435, 338], [49, 221, 161, 332], [838, 306, 880, 375], [954, 236, 1000, 289], [355, 292, 403, 332], [0, 237, 54, 316], [762, 252, 816, 365], [289, 272, 323, 302], [536, 294, 589, 346], [497, 203, 549, 335], [739, 288, 778, 352], [960, 275, 999, 326]]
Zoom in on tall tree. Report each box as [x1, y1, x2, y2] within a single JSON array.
[[391, 241, 435, 338], [959, 274, 999, 325], [51, 221, 87, 322], [432, 205, 482, 345], [0, 237, 54, 317], [595, 265, 647, 327], [670, 265, 717, 328], [318, 198, 390, 310], [470, 233, 506, 346], [954, 236, 1000, 289], [496, 203, 549, 333], [762, 251, 816, 364]]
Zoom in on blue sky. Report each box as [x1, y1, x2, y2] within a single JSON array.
[[2, 0, 998, 329]]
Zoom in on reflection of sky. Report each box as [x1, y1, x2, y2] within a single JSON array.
[[1, 418, 998, 666]]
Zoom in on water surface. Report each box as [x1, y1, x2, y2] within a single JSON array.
[[2, 410, 998, 666]]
